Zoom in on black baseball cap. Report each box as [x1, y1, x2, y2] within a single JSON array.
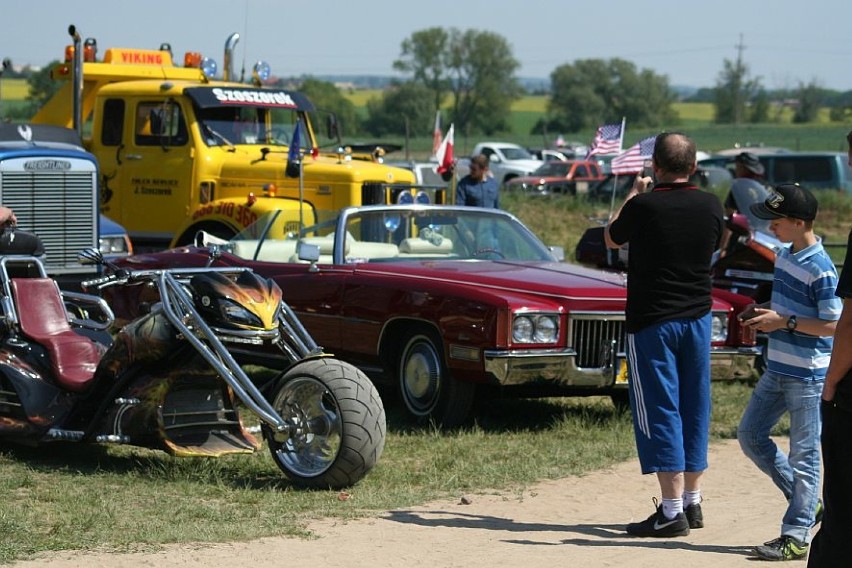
[[735, 152, 765, 176], [750, 183, 818, 221]]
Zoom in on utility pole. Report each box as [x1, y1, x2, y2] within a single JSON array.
[[0, 59, 10, 121], [734, 34, 746, 125]]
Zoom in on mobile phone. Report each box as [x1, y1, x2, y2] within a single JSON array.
[[640, 159, 654, 180]]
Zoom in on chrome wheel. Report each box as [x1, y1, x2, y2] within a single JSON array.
[[264, 358, 385, 489], [269, 376, 342, 478]]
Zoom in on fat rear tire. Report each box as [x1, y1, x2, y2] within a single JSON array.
[[264, 358, 386, 489]]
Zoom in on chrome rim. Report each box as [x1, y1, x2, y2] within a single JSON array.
[[400, 335, 441, 415], [270, 377, 342, 477]]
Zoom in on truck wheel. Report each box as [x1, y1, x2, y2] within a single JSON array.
[[263, 358, 386, 489], [397, 326, 475, 428], [174, 222, 237, 247]]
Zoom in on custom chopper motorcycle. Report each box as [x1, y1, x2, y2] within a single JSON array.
[[0, 250, 385, 489]]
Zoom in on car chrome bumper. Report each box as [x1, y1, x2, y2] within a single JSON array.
[[483, 348, 627, 389], [483, 345, 761, 387]]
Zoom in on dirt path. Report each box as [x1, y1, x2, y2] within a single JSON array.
[[15, 439, 802, 567]]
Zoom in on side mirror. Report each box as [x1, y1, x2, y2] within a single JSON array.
[[489, 155, 501, 164], [326, 114, 341, 141], [296, 241, 320, 263]]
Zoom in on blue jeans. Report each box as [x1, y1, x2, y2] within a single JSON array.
[[738, 371, 823, 543]]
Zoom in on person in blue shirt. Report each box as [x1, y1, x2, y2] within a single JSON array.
[[737, 183, 842, 561], [808, 130, 852, 568], [456, 154, 499, 208]]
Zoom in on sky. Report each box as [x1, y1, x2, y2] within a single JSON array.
[[4, 0, 852, 91]]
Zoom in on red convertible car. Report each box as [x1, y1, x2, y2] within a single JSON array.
[[112, 204, 759, 427]]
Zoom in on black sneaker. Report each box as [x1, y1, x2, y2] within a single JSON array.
[[753, 535, 809, 561], [626, 502, 690, 538], [685, 502, 703, 529]]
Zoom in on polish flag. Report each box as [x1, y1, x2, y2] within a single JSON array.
[[436, 123, 454, 174], [431, 111, 442, 158]]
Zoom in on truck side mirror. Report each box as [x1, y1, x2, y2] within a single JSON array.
[[326, 114, 341, 141]]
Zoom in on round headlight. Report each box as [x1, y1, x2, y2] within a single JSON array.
[[252, 60, 271, 82], [533, 315, 558, 343], [200, 57, 218, 79], [512, 316, 533, 343], [415, 190, 431, 204]]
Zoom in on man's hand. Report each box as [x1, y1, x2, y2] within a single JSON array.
[[0, 206, 16, 226], [632, 175, 653, 194], [738, 307, 785, 333], [823, 381, 838, 403]]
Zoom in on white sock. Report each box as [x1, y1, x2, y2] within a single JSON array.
[[683, 490, 702, 507], [661, 497, 683, 519]]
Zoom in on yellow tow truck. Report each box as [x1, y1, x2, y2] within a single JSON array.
[[33, 26, 433, 249]]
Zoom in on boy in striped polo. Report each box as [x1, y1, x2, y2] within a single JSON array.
[[736, 183, 842, 561]]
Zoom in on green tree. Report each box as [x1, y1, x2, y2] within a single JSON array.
[[363, 81, 434, 137], [547, 58, 676, 132], [393, 28, 521, 135], [445, 29, 522, 135], [713, 58, 762, 124], [793, 80, 823, 123], [26, 60, 62, 114], [749, 89, 771, 123], [393, 27, 450, 112], [297, 77, 361, 137]]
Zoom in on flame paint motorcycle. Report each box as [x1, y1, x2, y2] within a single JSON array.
[[0, 250, 385, 489]]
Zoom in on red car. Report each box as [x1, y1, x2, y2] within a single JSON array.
[[504, 160, 605, 196], [113, 204, 758, 427]]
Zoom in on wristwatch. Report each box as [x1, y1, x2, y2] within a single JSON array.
[[786, 315, 798, 331]]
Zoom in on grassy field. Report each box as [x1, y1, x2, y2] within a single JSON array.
[[0, 77, 842, 563], [0, 379, 769, 563]]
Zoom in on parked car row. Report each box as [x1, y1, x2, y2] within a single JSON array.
[[504, 160, 605, 195]]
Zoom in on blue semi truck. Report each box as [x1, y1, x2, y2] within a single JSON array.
[[0, 123, 122, 281]]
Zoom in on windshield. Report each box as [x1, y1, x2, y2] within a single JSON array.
[[500, 146, 534, 160], [532, 162, 572, 176], [730, 179, 774, 235], [223, 207, 556, 263], [196, 106, 306, 148], [339, 208, 554, 262]]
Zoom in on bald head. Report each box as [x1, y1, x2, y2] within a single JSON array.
[[652, 132, 697, 178]]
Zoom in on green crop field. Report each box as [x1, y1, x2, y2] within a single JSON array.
[[0, 78, 28, 99], [6, 77, 849, 154]]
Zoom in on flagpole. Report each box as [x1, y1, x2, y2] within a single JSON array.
[[450, 164, 457, 205], [609, 174, 620, 216], [298, 149, 304, 235]]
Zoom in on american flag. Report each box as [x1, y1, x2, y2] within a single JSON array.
[[611, 136, 657, 175], [585, 122, 623, 159]]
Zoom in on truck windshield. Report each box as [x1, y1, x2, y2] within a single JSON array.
[[196, 106, 303, 148]]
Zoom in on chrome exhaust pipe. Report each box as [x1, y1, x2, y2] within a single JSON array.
[[223, 33, 240, 82], [68, 25, 83, 136]]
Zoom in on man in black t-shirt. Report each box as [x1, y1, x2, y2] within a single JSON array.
[[808, 132, 852, 568], [605, 132, 723, 538]]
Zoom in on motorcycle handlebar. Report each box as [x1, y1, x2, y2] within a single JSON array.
[[80, 269, 130, 291]]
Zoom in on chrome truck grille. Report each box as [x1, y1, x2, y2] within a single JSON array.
[[569, 313, 627, 368], [0, 166, 97, 275]]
